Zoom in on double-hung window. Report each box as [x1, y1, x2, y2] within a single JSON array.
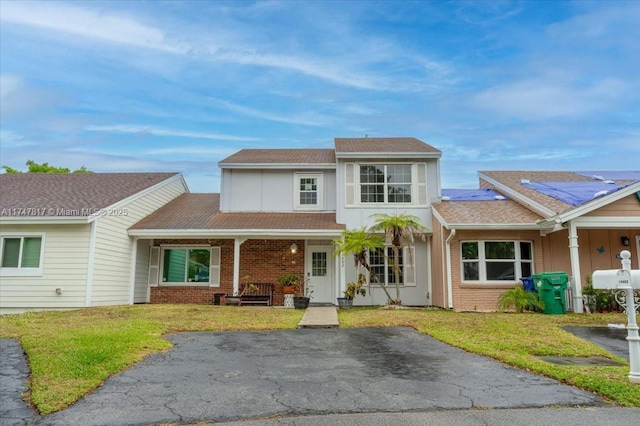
[[462, 241, 533, 282], [294, 173, 323, 210], [0, 234, 44, 276], [360, 164, 411, 204]]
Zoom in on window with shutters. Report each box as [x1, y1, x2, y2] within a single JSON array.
[[0, 234, 44, 276]]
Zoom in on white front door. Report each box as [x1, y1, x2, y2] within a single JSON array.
[[306, 247, 333, 304]]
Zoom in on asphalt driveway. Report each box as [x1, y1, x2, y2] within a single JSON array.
[[14, 327, 604, 425]]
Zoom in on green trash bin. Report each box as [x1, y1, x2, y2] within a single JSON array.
[[533, 271, 568, 315]]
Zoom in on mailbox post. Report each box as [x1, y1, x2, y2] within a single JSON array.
[[592, 250, 639, 384]]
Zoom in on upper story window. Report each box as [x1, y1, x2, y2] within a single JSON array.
[[360, 165, 412, 204], [461, 241, 533, 283], [0, 234, 45, 276], [294, 173, 323, 210], [345, 162, 427, 207]]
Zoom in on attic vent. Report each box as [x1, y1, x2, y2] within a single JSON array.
[[520, 179, 530, 184], [442, 196, 451, 201], [592, 190, 608, 199], [593, 175, 604, 181], [494, 195, 506, 200]]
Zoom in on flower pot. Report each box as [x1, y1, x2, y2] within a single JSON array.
[[337, 297, 353, 309], [293, 296, 310, 309], [225, 296, 241, 306], [282, 285, 295, 294]]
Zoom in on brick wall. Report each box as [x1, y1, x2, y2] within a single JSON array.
[[449, 230, 544, 311], [149, 238, 304, 305], [240, 239, 305, 306]]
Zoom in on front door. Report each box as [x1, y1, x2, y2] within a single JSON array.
[[306, 247, 333, 304]]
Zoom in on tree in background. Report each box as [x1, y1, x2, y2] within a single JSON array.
[[2, 160, 92, 174]]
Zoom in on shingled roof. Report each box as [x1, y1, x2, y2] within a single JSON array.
[[0, 172, 180, 217], [335, 137, 441, 154], [219, 149, 335, 165], [433, 199, 542, 228], [130, 193, 344, 234], [479, 170, 640, 215]]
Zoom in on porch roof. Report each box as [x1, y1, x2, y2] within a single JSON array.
[[432, 199, 542, 229], [129, 193, 345, 236]]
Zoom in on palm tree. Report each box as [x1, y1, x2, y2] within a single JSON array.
[[332, 227, 394, 303], [369, 213, 429, 304]]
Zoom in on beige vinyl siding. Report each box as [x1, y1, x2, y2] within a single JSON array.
[[585, 194, 640, 216], [133, 239, 151, 303], [90, 178, 186, 306], [0, 224, 91, 312]]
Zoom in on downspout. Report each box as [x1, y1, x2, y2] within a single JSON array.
[[128, 237, 139, 305], [568, 221, 584, 313], [445, 228, 456, 309], [233, 237, 247, 295], [85, 219, 98, 307]]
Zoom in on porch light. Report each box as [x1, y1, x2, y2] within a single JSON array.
[[621, 236, 630, 247], [290, 243, 298, 254]]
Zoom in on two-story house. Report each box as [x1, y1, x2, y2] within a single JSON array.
[[2, 137, 638, 314], [127, 137, 442, 307]]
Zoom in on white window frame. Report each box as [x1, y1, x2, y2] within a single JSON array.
[[294, 172, 323, 210], [461, 240, 534, 283], [367, 246, 416, 287], [0, 233, 46, 277], [357, 163, 414, 205], [159, 245, 218, 287]]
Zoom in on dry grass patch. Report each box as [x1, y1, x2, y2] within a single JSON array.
[[0, 305, 303, 414]]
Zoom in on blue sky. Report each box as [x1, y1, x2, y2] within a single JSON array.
[[1, 0, 638, 193]]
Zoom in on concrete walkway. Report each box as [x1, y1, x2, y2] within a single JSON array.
[[297, 306, 339, 328]]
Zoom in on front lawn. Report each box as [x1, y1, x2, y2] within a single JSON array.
[[1, 305, 638, 414]]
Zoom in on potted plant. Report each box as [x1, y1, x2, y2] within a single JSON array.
[[337, 273, 366, 309], [293, 278, 313, 309], [225, 276, 257, 306], [276, 273, 302, 295]]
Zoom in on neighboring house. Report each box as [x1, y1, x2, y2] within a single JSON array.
[[0, 173, 187, 313], [431, 171, 640, 312], [128, 138, 442, 307], [2, 141, 638, 314]]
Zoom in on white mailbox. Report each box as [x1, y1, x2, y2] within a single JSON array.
[[592, 269, 640, 290]]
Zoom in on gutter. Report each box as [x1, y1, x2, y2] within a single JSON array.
[[445, 228, 456, 309]]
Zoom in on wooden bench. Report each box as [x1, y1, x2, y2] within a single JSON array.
[[239, 283, 274, 306]]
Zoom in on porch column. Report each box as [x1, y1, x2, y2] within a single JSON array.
[[568, 221, 584, 313], [233, 237, 247, 295]]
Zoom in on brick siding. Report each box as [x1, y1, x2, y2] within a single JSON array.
[[149, 238, 304, 305]]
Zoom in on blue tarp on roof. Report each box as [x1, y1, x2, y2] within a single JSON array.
[[575, 171, 640, 182], [521, 181, 626, 206], [441, 189, 507, 201]]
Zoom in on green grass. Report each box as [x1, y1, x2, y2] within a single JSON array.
[[1, 305, 638, 414]]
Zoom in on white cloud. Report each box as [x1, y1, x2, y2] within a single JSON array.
[[147, 146, 237, 156], [471, 79, 627, 120], [0, 1, 185, 53], [212, 99, 332, 127], [84, 124, 261, 142], [0, 74, 22, 98]]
